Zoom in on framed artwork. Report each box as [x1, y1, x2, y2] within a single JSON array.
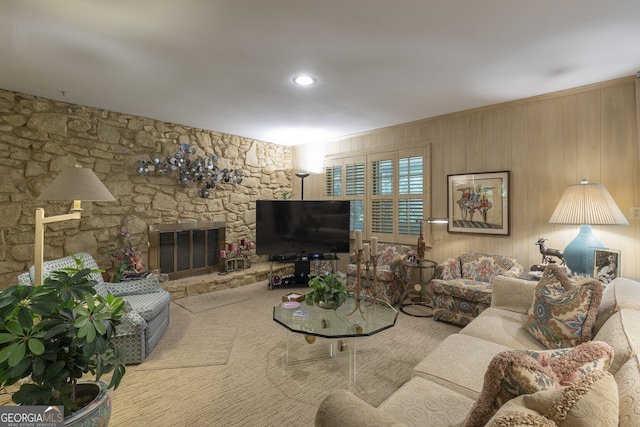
[[594, 249, 620, 284], [447, 171, 510, 235]]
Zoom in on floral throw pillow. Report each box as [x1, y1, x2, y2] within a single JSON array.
[[487, 370, 618, 427], [463, 342, 614, 427], [523, 264, 603, 349]]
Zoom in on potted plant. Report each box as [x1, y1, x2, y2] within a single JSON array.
[[0, 255, 126, 424], [305, 273, 349, 310]]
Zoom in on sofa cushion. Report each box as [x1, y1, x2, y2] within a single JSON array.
[[460, 307, 545, 350], [105, 278, 162, 296], [594, 277, 640, 334], [523, 265, 602, 349], [377, 376, 475, 426], [490, 276, 538, 315], [315, 389, 407, 427], [486, 370, 619, 427], [459, 252, 519, 283], [28, 252, 104, 285], [123, 292, 172, 321], [431, 279, 494, 305], [615, 354, 640, 427], [413, 334, 511, 399], [462, 341, 614, 427], [594, 308, 640, 373]]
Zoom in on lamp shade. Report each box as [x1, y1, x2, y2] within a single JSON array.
[[549, 180, 627, 275], [38, 167, 115, 202], [549, 181, 628, 226]]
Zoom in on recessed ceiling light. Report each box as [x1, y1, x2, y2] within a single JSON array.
[[293, 75, 315, 86]]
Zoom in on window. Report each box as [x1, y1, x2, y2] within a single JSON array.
[[346, 162, 365, 231], [370, 158, 394, 235], [325, 157, 365, 232], [324, 146, 429, 245], [324, 164, 342, 196], [398, 155, 424, 236]]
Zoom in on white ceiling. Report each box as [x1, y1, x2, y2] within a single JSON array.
[[2, 1, 640, 146]]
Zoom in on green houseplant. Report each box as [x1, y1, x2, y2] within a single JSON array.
[[0, 255, 126, 418], [305, 273, 349, 310]]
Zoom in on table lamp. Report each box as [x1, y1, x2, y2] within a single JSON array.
[[549, 179, 628, 276], [34, 165, 116, 285]]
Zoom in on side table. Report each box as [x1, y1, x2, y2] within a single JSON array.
[[400, 259, 437, 317]]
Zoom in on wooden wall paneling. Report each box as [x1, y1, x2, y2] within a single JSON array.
[[487, 109, 509, 257], [523, 101, 544, 268], [427, 120, 450, 262], [504, 105, 529, 266], [303, 76, 638, 277], [600, 82, 637, 277], [632, 74, 640, 279]]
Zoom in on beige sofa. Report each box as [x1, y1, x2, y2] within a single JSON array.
[[316, 275, 640, 426]]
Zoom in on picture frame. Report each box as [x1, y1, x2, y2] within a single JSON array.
[[447, 171, 510, 235], [594, 249, 620, 284]]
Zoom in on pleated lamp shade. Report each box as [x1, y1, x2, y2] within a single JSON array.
[[549, 180, 627, 275], [549, 181, 628, 226]]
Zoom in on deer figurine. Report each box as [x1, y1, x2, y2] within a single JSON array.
[[535, 238, 565, 265]]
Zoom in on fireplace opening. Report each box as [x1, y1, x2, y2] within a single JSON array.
[[149, 222, 226, 280]]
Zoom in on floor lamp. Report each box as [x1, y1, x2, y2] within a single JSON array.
[[549, 179, 628, 276], [295, 172, 310, 200], [34, 166, 115, 285]]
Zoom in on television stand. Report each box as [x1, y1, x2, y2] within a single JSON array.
[[267, 253, 339, 290]]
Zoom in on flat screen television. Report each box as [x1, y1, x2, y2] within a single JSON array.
[[255, 200, 350, 255]]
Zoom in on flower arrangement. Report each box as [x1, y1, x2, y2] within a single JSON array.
[[108, 230, 145, 282]]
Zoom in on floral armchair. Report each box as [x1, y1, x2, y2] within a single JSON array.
[[431, 251, 523, 326], [345, 243, 413, 304]]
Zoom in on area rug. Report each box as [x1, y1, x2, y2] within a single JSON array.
[[136, 303, 238, 371], [111, 282, 461, 426], [173, 287, 252, 313]]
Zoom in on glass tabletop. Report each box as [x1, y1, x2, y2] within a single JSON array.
[[273, 295, 398, 339]]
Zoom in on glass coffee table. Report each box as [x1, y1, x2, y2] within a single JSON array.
[[273, 295, 398, 383]]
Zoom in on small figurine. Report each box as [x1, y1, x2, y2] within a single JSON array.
[[535, 238, 565, 265]]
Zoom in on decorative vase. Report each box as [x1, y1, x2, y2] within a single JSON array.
[[64, 381, 112, 427]]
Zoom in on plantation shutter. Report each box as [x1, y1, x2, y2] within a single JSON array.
[[371, 159, 394, 235], [324, 164, 343, 197], [398, 156, 424, 236], [346, 161, 365, 231], [322, 146, 430, 245]]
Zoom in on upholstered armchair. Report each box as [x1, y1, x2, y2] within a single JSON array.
[[431, 251, 523, 326], [17, 252, 171, 364], [345, 243, 413, 304]]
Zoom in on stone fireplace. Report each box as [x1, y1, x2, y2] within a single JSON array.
[[148, 222, 226, 280]]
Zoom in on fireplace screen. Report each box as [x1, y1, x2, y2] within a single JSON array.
[[149, 222, 226, 280]]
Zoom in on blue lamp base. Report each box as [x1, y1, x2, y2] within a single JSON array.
[[563, 225, 606, 276]]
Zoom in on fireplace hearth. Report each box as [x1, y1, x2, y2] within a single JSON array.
[[148, 222, 226, 280]]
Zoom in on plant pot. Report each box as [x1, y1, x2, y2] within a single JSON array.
[[64, 381, 112, 427], [316, 300, 337, 309]]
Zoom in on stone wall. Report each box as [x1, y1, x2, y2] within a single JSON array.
[[0, 89, 293, 288]]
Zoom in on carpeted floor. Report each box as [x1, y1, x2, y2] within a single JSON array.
[[136, 307, 238, 370], [106, 280, 460, 426], [173, 286, 253, 314]]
